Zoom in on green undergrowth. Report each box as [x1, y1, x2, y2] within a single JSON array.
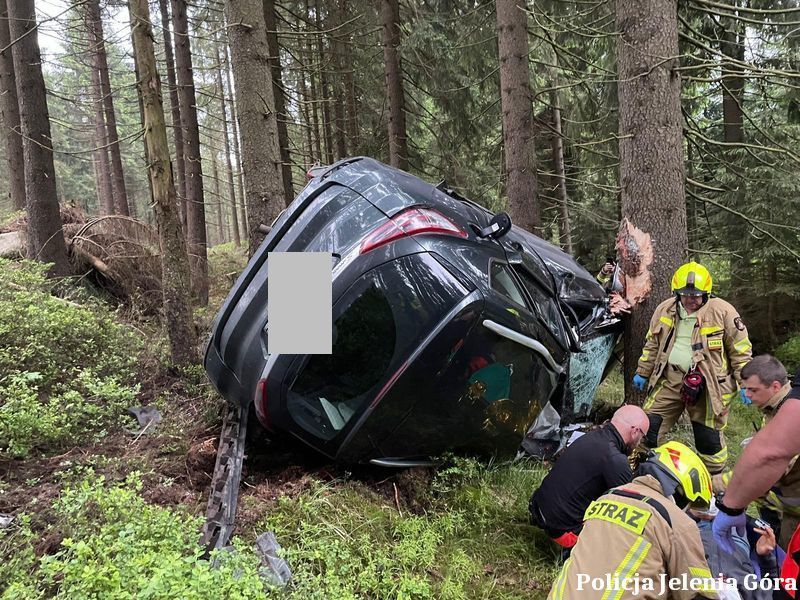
[[0, 472, 264, 599], [258, 458, 558, 600], [0, 259, 143, 457]]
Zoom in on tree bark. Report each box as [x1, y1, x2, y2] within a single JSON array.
[[496, 0, 540, 234], [617, 0, 688, 402], [87, 0, 129, 216], [550, 85, 572, 254], [263, 0, 294, 205], [157, 0, 187, 229], [8, 0, 70, 277], [215, 40, 241, 247], [225, 0, 286, 257], [128, 0, 197, 366], [381, 0, 408, 169], [0, 0, 25, 212], [222, 40, 248, 240], [171, 0, 208, 305]]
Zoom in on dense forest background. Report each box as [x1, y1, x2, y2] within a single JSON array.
[[1, 0, 800, 357]]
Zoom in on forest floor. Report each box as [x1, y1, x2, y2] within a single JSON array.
[[0, 245, 765, 599]]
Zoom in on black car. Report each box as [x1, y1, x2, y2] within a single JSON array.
[[204, 157, 621, 465]]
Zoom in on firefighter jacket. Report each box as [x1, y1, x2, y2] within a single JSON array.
[[636, 296, 752, 417], [760, 384, 800, 517], [548, 475, 717, 600]]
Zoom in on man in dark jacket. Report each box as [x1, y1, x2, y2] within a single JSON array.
[[529, 404, 649, 548]]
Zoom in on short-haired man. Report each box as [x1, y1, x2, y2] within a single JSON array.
[[529, 404, 649, 548], [738, 354, 800, 548]]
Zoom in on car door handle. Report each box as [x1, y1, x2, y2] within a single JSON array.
[[481, 319, 564, 374]]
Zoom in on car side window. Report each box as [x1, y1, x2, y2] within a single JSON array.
[[511, 266, 564, 341], [490, 262, 528, 309]]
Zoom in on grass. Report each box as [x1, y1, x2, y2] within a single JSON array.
[[0, 245, 777, 598]]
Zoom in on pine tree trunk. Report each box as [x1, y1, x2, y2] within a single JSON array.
[[157, 0, 187, 230], [263, 0, 294, 205], [617, 0, 687, 402], [225, 0, 286, 257], [550, 86, 572, 254], [9, 0, 70, 276], [305, 2, 322, 163], [171, 0, 208, 305], [212, 151, 225, 246], [719, 13, 748, 301], [342, 0, 360, 156], [0, 0, 25, 212], [87, 0, 129, 216], [381, 0, 408, 169], [315, 0, 334, 165], [222, 40, 249, 240], [215, 41, 241, 247], [128, 0, 197, 366], [300, 66, 314, 165], [496, 0, 540, 234], [330, 0, 348, 159], [85, 3, 114, 215]]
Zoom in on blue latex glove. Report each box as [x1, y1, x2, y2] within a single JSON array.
[[740, 389, 751, 405], [632, 374, 647, 391], [713, 510, 747, 555]]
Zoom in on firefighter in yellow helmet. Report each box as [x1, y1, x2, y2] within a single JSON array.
[[548, 442, 717, 600], [632, 262, 752, 489]]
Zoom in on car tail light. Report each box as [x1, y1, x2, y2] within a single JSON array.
[[255, 378, 272, 431], [359, 207, 467, 254]]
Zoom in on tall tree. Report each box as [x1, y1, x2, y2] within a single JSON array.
[[85, 4, 114, 215], [128, 0, 197, 366], [158, 0, 187, 228], [87, 0, 130, 216], [381, 0, 408, 169], [550, 85, 572, 254], [214, 40, 240, 246], [496, 0, 540, 234], [8, 0, 70, 276], [225, 0, 286, 256], [171, 0, 208, 305], [0, 0, 25, 212], [617, 0, 687, 400], [263, 0, 294, 205], [222, 39, 248, 240]]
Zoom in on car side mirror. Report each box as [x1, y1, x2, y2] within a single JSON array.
[[476, 212, 512, 240]]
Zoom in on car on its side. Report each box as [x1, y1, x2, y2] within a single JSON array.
[[204, 157, 621, 465]]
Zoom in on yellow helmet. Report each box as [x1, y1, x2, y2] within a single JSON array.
[[649, 441, 713, 507], [671, 262, 713, 296]]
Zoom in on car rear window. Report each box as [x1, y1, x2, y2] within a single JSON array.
[[287, 254, 467, 441], [286, 185, 386, 254]]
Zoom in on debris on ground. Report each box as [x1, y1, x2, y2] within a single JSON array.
[[255, 531, 292, 587], [126, 406, 162, 435]]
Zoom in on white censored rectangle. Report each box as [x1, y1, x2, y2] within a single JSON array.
[[267, 252, 332, 354]]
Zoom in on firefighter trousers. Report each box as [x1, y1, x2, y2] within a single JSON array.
[[643, 364, 730, 476]]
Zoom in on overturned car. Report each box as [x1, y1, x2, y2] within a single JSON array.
[[204, 157, 621, 466]]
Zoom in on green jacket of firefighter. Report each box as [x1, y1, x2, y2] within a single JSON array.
[[635, 262, 752, 484]]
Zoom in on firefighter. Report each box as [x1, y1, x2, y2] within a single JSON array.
[[632, 261, 752, 487], [738, 355, 800, 549], [548, 441, 716, 600]]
